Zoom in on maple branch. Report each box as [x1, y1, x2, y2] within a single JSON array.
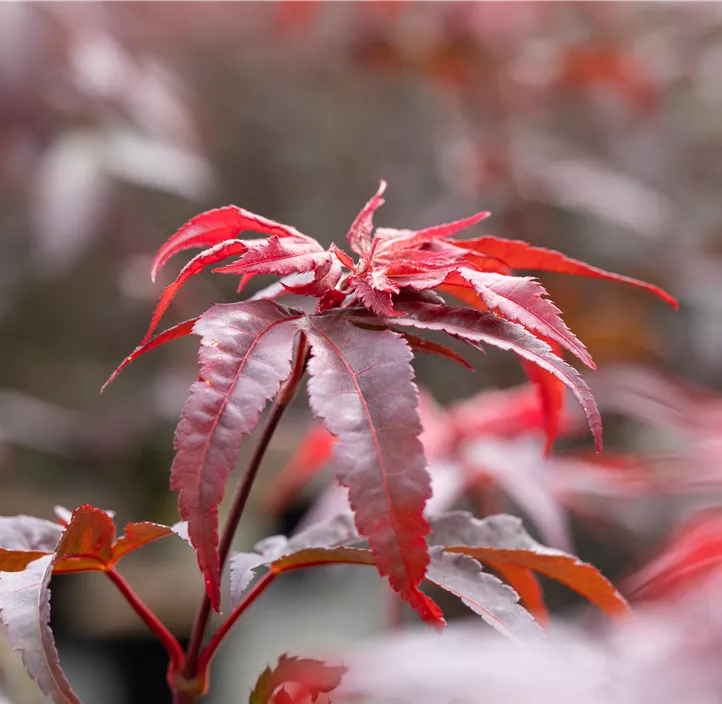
[[183, 333, 309, 678], [197, 572, 276, 673], [105, 567, 184, 670]]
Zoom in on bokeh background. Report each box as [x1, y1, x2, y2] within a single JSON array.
[[1, 2, 721, 702]]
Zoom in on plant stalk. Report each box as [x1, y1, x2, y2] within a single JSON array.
[[106, 567, 184, 670], [182, 333, 309, 679], [197, 572, 276, 673]]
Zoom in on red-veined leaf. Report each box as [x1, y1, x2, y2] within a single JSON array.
[[425, 548, 543, 641], [262, 422, 336, 516], [249, 272, 315, 302], [349, 276, 397, 317], [384, 262, 459, 292], [625, 512, 722, 601], [281, 257, 343, 298], [213, 236, 329, 278], [101, 317, 198, 393], [299, 313, 444, 626], [0, 555, 81, 704], [143, 239, 250, 345], [455, 237, 678, 308], [390, 301, 602, 451], [250, 654, 346, 704], [431, 511, 631, 619], [171, 300, 300, 610], [374, 211, 490, 257], [151, 206, 305, 282], [346, 181, 386, 257], [330, 243, 356, 271], [454, 269, 595, 369]]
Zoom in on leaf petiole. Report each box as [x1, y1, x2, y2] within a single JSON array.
[[105, 567, 184, 671]]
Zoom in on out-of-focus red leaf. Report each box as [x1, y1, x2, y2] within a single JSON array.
[[521, 356, 566, 455], [262, 422, 336, 516], [625, 512, 722, 601], [490, 563, 549, 627], [249, 654, 346, 704], [447, 384, 574, 442], [390, 301, 602, 451], [151, 206, 305, 282], [399, 331, 473, 370], [463, 439, 572, 551], [0, 556, 81, 704], [560, 43, 657, 115], [432, 512, 631, 619], [454, 269, 595, 369], [300, 313, 444, 626], [171, 301, 299, 611], [101, 318, 198, 393], [455, 237, 677, 308], [426, 548, 543, 641], [346, 181, 386, 258], [143, 240, 249, 345]]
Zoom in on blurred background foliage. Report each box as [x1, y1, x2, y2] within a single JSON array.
[[1, 2, 721, 702]]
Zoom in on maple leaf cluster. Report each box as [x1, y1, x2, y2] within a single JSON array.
[[104, 181, 674, 624]]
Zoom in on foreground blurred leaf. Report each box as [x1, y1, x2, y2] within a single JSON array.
[[432, 512, 631, 619], [250, 654, 346, 704], [0, 556, 80, 704]]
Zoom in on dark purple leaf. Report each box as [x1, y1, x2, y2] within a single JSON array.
[[300, 313, 444, 626], [171, 300, 300, 610]]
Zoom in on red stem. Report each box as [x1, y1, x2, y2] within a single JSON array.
[[106, 567, 184, 670], [197, 572, 276, 673], [183, 334, 309, 679]]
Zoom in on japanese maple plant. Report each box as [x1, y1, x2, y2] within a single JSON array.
[[0, 182, 675, 703]]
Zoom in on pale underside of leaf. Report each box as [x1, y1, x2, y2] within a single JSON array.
[[425, 548, 543, 642], [0, 556, 81, 704], [431, 511, 631, 618]]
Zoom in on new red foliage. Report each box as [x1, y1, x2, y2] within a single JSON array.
[[0, 182, 675, 704]]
